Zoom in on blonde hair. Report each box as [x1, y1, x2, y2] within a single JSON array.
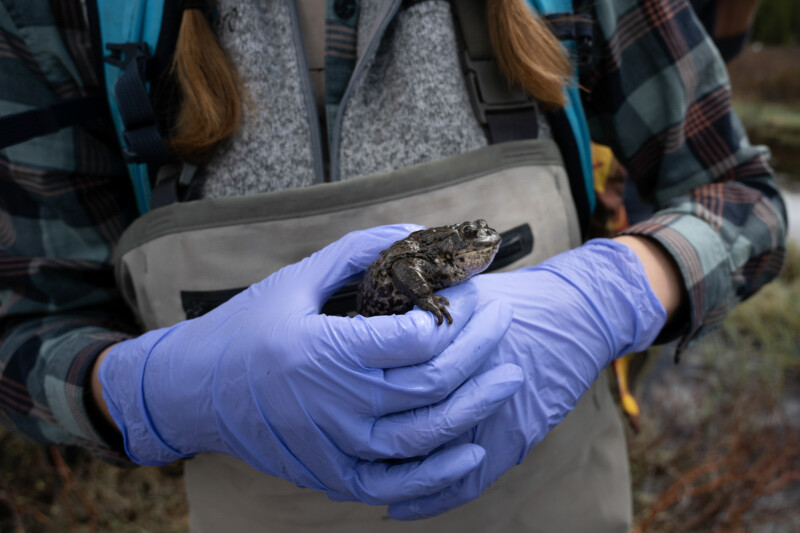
[[167, 0, 569, 159], [167, 8, 241, 161], [488, 0, 570, 108]]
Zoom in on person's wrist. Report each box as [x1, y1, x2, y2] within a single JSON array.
[[612, 235, 686, 323], [98, 328, 196, 465], [91, 344, 119, 429]]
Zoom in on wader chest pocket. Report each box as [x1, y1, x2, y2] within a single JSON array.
[[179, 223, 534, 319], [115, 140, 580, 330]]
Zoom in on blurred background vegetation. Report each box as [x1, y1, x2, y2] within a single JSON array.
[[1, 0, 799, 531], [752, 0, 800, 45], [630, 0, 800, 529]]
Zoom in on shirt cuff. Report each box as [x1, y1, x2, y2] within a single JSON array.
[[620, 212, 733, 358], [1, 319, 134, 465]]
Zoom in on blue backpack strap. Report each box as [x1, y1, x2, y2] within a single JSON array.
[[527, 0, 596, 217], [95, 0, 169, 214], [105, 43, 174, 166]]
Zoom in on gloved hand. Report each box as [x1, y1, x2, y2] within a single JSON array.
[[389, 239, 667, 518], [99, 225, 524, 505]]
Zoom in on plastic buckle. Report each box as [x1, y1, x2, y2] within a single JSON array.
[[104, 42, 150, 70], [121, 146, 141, 163], [462, 53, 537, 126]]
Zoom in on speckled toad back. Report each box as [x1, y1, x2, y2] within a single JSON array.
[[356, 220, 502, 325]]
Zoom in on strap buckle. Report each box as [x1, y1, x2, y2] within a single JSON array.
[[462, 54, 537, 127], [103, 42, 174, 166], [104, 42, 150, 70]]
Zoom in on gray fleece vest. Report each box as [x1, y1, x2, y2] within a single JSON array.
[[199, 0, 549, 197]]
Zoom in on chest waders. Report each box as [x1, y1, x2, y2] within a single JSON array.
[[102, 0, 630, 530], [116, 139, 631, 532]]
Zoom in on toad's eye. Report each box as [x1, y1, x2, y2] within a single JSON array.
[[462, 223, 478, 237]]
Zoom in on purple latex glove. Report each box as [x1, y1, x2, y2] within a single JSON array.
[[99, 225, 524, 505], [389, 239, 667, 519]]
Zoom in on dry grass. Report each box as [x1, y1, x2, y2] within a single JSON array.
[[0, 434, 188, 532], [730, 45, 800, 177], [629, 243, 800, 532], [728, 45, 800, 105]]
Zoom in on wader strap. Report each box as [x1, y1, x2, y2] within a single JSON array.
[[450, 0, 539, 143], [0, 96, 105, 150], [451, 0, 593, 238], [151, 163, 199, 208]]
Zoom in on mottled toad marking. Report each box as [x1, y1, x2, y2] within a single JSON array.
[[356, 220, 502, 325]]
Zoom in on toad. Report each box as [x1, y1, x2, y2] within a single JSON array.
[[356, 220, 502, 325]]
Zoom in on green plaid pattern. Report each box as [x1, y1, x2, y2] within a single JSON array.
[[0, 0, 786, 458], [580, 0, 786, 354], [1, 0, 135, 462]]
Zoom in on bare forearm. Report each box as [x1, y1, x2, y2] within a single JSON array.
[[613, 235, 685, 324]]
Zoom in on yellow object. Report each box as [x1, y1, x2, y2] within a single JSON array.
[[591, 142, 641, 429], [591, 142, 617, 194], [613, 354, 641, 430]]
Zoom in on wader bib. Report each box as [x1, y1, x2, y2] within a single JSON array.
[[111, 0, 631, 530], [114, 139, 631, 532]]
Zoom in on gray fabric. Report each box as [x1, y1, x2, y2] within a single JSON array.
[[200, 0, 320, 198], [338, 0, 487, 180], [115, 140, 578, 330], [117, 140, 563, 258], [113, 134, 634, 532], [296, 0, 326, 114], [356, 0, 396, 61], [198, 0, 549, 191], [185, 371, 631, 533]]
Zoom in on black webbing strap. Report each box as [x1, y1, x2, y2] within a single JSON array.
[[486, 108, 540, 144], [0, 96, 105, 150], [450, 0, 593, 238], [182, 0, 206, 10], [105, 42, 174, 166], [450, 0, 539, 143], [150, 163, 198, 208]]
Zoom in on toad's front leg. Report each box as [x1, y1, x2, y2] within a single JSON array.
[[391, 259, 452, 325]]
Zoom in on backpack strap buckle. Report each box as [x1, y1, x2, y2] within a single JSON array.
[[103, 42, 174, 166], [105, 42, 150, 70]]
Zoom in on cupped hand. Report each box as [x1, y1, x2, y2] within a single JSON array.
[[389, 239, 667, 518]]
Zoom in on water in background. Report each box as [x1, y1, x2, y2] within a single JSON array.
[[779, 179, 800, 243]]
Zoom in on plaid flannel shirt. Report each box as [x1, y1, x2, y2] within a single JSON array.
[[0, 0, 786, 460]]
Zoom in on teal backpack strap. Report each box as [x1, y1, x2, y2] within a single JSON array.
[[95, 0, 169, 214], [526, 0, 596, 216]]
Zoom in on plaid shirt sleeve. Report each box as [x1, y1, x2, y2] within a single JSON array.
[[0, 1, 137, 461], [581, 0, 787, 354]]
